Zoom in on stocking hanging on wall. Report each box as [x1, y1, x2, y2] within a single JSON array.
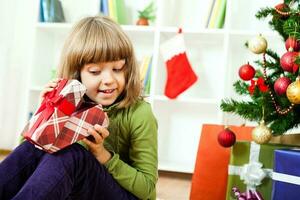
[[160, 31, 198, 99]]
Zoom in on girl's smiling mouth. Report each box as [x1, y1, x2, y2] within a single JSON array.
[[98, 89, 115, 94]]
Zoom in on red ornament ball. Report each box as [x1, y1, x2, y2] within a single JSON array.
[[285, 37, 300, 51], [238, 63, 256, 81], [274, 76, 291, 96], [217, 128, 236, 148], [280, 51, 299, 73], [275, 3, 289, 12]]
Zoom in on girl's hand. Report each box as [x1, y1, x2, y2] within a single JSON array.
[[83, 124, 112, 164], [39, 78, 61, 104]]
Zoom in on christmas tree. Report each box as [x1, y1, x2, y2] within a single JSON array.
[[221, 0, 300, 137]]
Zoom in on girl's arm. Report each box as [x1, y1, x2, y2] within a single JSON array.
[[104, 102, 158, 199]]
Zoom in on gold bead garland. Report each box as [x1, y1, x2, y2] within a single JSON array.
[[274, 7, 291, 16], [262, 53, 294, 115]]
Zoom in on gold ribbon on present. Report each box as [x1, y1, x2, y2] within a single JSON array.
[[269, 134, 300, 146]]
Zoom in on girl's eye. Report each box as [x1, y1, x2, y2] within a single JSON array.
[[89, 70, 100, 75], [113, 67, 124, 72]]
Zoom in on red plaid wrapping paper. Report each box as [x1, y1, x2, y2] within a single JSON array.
[[22, 79, 109, 153]]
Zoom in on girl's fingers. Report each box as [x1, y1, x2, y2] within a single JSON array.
[[82, 138, 97, 149], [88, 127, 103, 144], [94, 124, 109, 139], [40, 79, 62, 102], [42, 87, 55, 95], [45, 82, 58, 88], [39, 88, 54, 100]]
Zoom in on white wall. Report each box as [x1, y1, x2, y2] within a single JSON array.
[[0, 0, 36, 149]]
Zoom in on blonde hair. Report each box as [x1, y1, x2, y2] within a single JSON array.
[[57, 16, 142, 108]]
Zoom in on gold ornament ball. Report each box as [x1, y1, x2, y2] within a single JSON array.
[[248, 35, 268, 54], [286, 78, 300, 104], [252, 121, 272, 144]]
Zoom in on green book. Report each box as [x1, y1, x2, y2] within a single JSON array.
[[215, 0, 226, 28], [115, 0, 127, 24]]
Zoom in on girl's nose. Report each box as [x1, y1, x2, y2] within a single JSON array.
[[101, 71, 114, 84]]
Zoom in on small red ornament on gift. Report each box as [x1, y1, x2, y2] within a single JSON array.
[[22, 79, 109, 153], [217, 127, 236, 148]]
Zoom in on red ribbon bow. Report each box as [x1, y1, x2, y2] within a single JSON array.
[[248, 77, 268, 95], [28, 79, 76, 135], [232, 187, 264, 200]]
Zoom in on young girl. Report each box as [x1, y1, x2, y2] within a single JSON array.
[[0, 16, 158, 200]]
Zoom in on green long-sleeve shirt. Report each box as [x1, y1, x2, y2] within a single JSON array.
[[103, 100, 158, 200]]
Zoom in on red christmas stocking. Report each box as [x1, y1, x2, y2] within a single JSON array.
[[160, 33, 198, 99]]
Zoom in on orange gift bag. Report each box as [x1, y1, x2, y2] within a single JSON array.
[[190, 124, 253, 200]]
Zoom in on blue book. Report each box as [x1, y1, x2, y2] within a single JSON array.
[[39, 0, 45, 22], [100, 0, 109, 16], [42, 0, 50, 22]]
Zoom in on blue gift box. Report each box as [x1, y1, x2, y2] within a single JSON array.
[[272, 149, 300, 200]]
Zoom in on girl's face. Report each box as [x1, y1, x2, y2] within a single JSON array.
[[80, 60, 126, 106]]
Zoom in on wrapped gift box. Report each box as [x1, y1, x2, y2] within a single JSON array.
[[226, 141, 294, 200], [22, 79, 109, 153], [190, 124, 254, 200], [272, 149, 300, 199]]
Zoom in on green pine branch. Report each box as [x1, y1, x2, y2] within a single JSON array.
[[220, 99, 262, 121], [255, 7, 273, 19], [233, 81, 248, 95], [283, 18, 300, 39]]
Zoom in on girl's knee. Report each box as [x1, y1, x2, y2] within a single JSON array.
[[43, 144, 96, 170]]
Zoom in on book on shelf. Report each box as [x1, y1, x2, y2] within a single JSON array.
[[108, 0, 117, 22], [143, 56, 152, 95], [139, 56, 152, 95], [215, 0, 226, 28], [205, 0, 216, 28], [115, 0, 127, 25], [39, 0, 45, 22], [39, 0, 65, 23], [100, 0, 127, 25], [140, 56, 151, 81], [200, 0, 215, 28], [100, 0, 109, 16], [207, 0, 226, 28]]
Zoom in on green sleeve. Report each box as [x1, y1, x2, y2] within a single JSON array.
[[104, 102, 158, 199]]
